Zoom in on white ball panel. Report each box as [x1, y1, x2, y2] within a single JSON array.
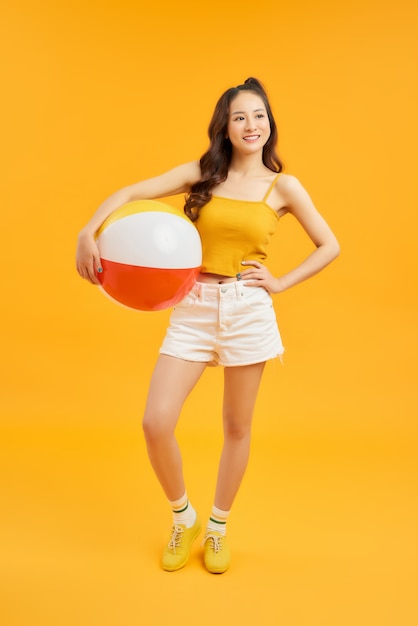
[[97, 212, 202, 268]]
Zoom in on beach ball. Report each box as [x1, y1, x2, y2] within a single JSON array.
[[95, 199, 202, 311]]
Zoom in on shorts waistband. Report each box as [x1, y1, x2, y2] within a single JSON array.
[[191, 281, 250, 300]]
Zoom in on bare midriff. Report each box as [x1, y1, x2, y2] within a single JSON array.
[[197, 272, 240, 284]]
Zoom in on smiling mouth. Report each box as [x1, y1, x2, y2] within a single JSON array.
[[243, 135, 260, 141]]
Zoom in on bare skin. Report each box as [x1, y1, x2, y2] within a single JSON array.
[[142, 356, 207, 502], [216, 362, 266, 509]]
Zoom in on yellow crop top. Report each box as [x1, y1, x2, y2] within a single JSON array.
[[195, 173, 282, 277]]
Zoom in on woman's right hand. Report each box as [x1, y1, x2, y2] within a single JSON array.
[[76, 230, 102, 285]]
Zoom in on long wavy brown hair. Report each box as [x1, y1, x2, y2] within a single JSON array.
[[184, 77, 284, 221]]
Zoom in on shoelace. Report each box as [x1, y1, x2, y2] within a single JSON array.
[[168, 525, 184, 554], [202, 533, 223, 553]]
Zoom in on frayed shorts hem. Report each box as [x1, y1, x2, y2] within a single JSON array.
[[159, 349, 285, 368]]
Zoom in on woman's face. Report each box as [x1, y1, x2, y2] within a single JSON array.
[[227, 91, 271, 154]]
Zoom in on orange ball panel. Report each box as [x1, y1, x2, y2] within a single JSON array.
[[98, 260, 200, 311]]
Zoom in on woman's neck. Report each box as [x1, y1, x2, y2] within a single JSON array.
[[228, 152, 270, 178]]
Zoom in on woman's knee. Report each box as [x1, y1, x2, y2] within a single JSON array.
[[223, 414, 252, 441], [142, 407, 176, 442]]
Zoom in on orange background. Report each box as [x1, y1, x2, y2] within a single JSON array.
[[1, 0, 417, 624]]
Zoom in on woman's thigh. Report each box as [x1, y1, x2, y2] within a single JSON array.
[[222, 362, 266, 431], [143, 355, 207, 432]]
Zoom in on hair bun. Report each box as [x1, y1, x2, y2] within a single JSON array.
[[244, 77, 264, 90], [244, 76, 267, 95]]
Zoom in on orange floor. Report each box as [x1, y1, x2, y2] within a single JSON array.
[[1, 345, 417, 625]]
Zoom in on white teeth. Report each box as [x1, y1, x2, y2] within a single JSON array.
[[244, 135, 260, 141]]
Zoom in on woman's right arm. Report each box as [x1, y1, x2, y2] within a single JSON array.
[[76, 161, 201, 284]]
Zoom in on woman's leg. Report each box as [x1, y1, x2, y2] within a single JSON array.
[[143, 355, 207, 571], [215, 361, 266, 510], [142, 354, 206, 501], [203, 361, 265, 573]]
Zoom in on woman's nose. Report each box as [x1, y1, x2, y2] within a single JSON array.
[[245, 118, 257, 131]]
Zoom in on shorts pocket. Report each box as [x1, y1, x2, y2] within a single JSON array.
[[173, 289, 199, 311], [241, 286, 273, 312]]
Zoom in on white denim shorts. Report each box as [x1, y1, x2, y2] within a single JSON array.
[[159, 281, 284, 367]]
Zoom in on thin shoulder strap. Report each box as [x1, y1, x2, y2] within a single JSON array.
[[262, 172, 282, 203]]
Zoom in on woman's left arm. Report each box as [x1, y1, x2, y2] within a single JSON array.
[[241, 175, 340, 293]]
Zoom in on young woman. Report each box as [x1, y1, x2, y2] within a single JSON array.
[[76, 78, 340, 574]]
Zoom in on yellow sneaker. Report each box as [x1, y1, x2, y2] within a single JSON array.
[[202, 532, 231, 574], [162, 517, 201, 571]]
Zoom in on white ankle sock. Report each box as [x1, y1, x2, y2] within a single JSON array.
[[168, 493, 196, 528], [206, 505, 230, 536]]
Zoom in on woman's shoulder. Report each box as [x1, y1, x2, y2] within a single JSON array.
[[275, 173, 308, 200], [269, 173, 308, 214], [161, 160, 201, 183], [156, 160, 202, 194], [275, 172, 301, 190], [177, 160, 202, 184]]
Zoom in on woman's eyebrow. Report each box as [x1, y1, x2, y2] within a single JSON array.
[[230, 108, 265, 115]]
